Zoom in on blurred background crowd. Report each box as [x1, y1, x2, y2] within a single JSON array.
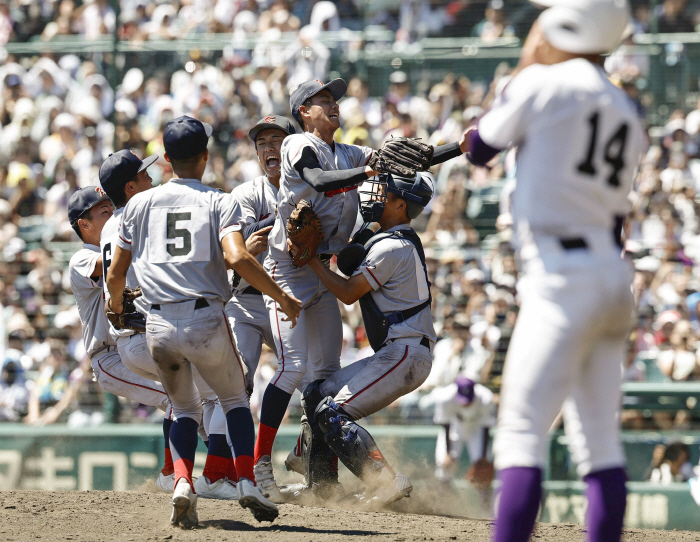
[[0, 0, 699, 462]]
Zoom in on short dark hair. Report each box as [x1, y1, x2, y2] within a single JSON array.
[[71, 206, 94, 241], [301, 98, 313, 131], [105, 186, 127, 209], [169, 150, 206, 174]]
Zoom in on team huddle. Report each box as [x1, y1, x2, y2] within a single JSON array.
[[67, 0, 644, 540]]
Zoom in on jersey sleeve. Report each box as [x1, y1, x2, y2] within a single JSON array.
[[283, 135, 315, 184], [348, 144, 374, 168], [354, 239, 402, 291], [69, 251, 99, 289], [117, 199, 137, 251], [218, 192, 244, 242], [231, 182, 257, 227], [477, 64, 547, 149]]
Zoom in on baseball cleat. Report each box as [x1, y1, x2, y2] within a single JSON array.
[[170, 478, 198, 529], [155, 472, 175, 493], [284, 447, 304, 475], [238, 478, 279, 522], [193, 475, 238, 500], [367, 470, 413, 507], [253, 456, 283, 503]]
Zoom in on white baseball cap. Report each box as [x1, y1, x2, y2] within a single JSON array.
[[533, 0, 631, 55]]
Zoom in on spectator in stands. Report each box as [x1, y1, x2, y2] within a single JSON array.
[[656, 0, 694, 33], [650, 441, 694, 483], [0, 356, 29, 421], [471, 0, 514, 42]]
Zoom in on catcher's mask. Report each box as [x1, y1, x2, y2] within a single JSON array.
[[359, 172, 433, 222]]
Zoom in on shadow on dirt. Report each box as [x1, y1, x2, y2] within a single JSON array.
[[202, 519, 393, 536]]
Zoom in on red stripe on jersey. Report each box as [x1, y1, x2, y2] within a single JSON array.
[[324, 185, 358, 198], [119, 235, 131, 244], [365, 266, 382, 287]]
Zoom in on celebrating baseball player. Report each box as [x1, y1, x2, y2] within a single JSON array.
[[253, 77, 465, 500], [105, 115, 301, 528], [295, 171, 436, 504], [67, 187, 173, 485], [461, 1, 645, 541]]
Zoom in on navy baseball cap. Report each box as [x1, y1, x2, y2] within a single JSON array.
[[68, 186, 111, 225], [248, 115, 295, 142], [163, 115, 213, 160], [290, 78, 347, 126], [99, 149, 158, 193]]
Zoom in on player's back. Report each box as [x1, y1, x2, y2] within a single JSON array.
[[491, 59, 645, 239], [119, 178, 241, 305]]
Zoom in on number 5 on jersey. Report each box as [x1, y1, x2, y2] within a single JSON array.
[[149, 206, 211, 263]]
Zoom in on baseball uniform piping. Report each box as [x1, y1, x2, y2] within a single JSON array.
[[341, 345, 409, 406], [270, 262, 286, 386], [118, 235, 131, 244], [365, 266, 382, 287], [97, 358, 167, 395]]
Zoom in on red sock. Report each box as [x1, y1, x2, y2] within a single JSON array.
[[226, 458, 238, 482], [161, 448, 174, 476], [254, 423, 278, 463], [236, 455, 255, 483], [173, 458, 194, 489], [202, 454, 229, 483]]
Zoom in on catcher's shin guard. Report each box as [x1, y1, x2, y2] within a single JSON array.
[[300, 381, 338, 487], [315, 397, 386, 480]]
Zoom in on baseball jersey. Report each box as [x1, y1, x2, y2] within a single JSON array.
[[478, 58, 645, 240], [100, 208, 146, 339], [354, 225, 437, 344], [230, 175, 278, 292], [268, 132, 373, 262], [69, 244, 115, 358], [117, 178, 243, 305], [433, 382, 497, 437]]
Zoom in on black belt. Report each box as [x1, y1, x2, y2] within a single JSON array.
[[559, 237, 588, 250], [151, 298, 209, 311], [242, 286, 262, 296]]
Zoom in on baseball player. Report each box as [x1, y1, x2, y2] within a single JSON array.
[[192, 116, 295, 501], [106, 115, 301, 528], [254, 78, 465, 500], [67, 187, 173, 485], [295, 172, 435, 504], [98, 150, 237, 500], [460, 2, 645, 541]]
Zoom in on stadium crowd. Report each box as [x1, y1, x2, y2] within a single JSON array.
[[0, 0, 699, 434]]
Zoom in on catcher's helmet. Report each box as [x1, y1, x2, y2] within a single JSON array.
[[359, 172, 433, 223]]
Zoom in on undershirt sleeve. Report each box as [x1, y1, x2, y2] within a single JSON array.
[[294, 146, 369, 192]]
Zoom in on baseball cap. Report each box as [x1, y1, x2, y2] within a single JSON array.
[[455, 376, 476, 406], [99, 150, 158, 193], [290, 78, 347, 126], [163, 115, 213, 160], [68, 186, 111, 225], [534, 0, 630, 54], [248, 115, 296, 142]]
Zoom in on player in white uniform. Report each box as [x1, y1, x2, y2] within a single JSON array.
[[67, 187, 172, 482], [106, 116, 301, 529], [194, 116, 294, 500], [98, 150, 237, 499], [254, 78, 466, 500], [460, 2, 645, 541], [295, 172, 436, 504]]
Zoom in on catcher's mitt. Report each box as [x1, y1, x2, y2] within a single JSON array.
[[106, 286, 146, 333], [466, 458, 495, 489], [367, 137, 434, 177], [286, 200, 323, 268]]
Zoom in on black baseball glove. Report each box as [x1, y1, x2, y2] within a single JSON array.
[[368, 137, 434, 177]]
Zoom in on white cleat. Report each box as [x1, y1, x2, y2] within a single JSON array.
[[238, 478, 279, 522], [155, 472, 174, 493], [253, 456, 283, 503], [193, 475, 238, 500], [171, 478, 198, 529], [369, 470, 413, 506], [285, 448, 303, 475]]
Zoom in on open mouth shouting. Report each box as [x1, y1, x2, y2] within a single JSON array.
[[328, 113, 339, 122], [264, 154, 280, 170]]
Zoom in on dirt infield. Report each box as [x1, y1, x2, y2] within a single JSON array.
[[0, 491, 697, 542]]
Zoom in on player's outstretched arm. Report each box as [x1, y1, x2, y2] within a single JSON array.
[[307, 256, 372, 305], [222, 231, 302, 326], [105, 245, 132, 314], [295, 147, 379, 192]]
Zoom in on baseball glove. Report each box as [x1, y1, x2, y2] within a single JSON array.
[[466, 458, 495, 489], [106, 286, 146, 333], [367, 137, 434, 177], [286, 200, 323, 268]]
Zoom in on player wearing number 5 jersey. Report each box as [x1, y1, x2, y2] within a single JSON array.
[[462, 1, 645, 542], [106, 116, 302, 528]]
